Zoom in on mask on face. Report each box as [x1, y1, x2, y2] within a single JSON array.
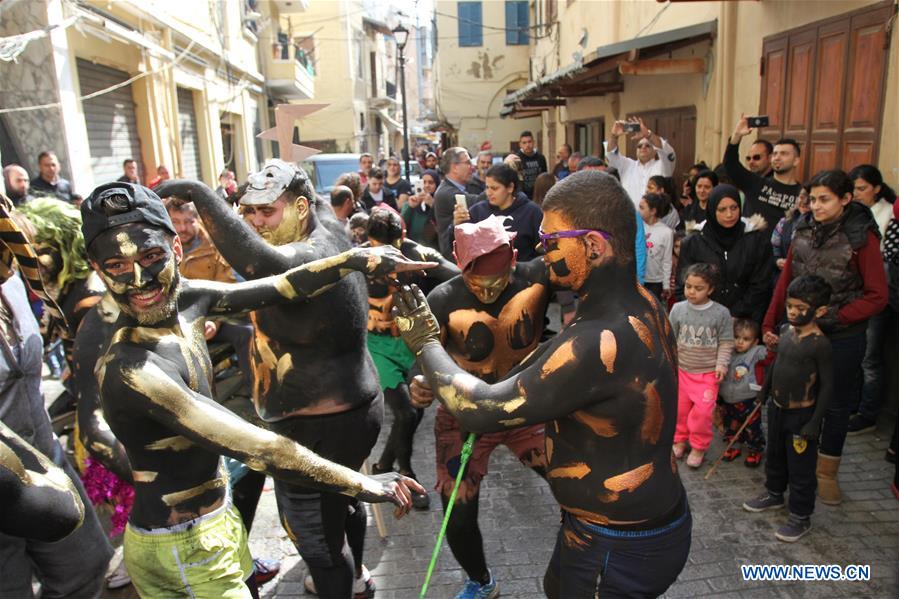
[[463, 269, 512, 304], [91, 225, 181, 325]]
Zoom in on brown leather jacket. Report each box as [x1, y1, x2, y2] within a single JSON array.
[[179, 228, 235, 283]]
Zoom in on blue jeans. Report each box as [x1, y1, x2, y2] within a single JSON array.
[[820, 330, 867, 456], [543, 506, 692, 598], [855, 309, 889, 421]]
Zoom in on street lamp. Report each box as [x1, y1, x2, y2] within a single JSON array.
[[392, 23, 411, 182]]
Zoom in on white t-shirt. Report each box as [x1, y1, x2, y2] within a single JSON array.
[[643, 220, 673, 288], [604, 138, 677, 208]]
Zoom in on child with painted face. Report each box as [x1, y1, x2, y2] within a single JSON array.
[[763, 169, 887, 506], [669, 263, 735, 468], [80, 182, 431, 598], [744, 276, 834, 543], [638, 192, 674, 301], [718, 318, 768, 467]]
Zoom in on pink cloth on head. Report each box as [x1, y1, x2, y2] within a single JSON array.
[[454, 214, 516, 271]]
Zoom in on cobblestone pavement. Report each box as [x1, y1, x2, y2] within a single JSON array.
[[241, 407, 898, 599]]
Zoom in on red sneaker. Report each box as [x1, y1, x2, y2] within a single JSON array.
[[722, 447, 741, 462], [253, 558, 281, 586], [744, 451, 763, 468]]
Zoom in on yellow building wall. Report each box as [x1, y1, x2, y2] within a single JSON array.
[[541, 0, 894, 176], [280, 0, 363, 151], [65, 0, 263, 187], [435, 0, 540, 153]]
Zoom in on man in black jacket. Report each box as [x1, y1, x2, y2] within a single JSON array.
[[724, 116, 801, 227], [515, 130, 548, 199], [434, 147, 479, 259], [360, 168, 398, 212]]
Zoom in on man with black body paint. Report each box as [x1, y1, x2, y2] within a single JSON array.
[[410, 215, 550, 598], [81, 181, 428, 598], [394, 170, 691, 598], [0, 420, 85, 542], [156, 160, 426, 598]]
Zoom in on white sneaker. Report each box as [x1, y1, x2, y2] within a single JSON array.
[[106, 547, 132, 589]]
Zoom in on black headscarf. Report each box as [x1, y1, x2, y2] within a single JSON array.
[[703, 184, 745, 252]]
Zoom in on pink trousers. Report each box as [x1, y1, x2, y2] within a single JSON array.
[[674, 370, 719, 451]]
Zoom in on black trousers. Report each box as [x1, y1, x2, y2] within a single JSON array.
[[765, 403, 817, 517], [269, 395, 383, 599]]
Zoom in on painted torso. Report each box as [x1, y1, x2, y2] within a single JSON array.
[[247, 217, 381, 421], [430, 264, 548, 384], [98, 288, 225, 529], [539, 284, 684, 526]]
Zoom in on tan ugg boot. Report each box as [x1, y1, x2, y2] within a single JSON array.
[[816, 452, 842, 505]]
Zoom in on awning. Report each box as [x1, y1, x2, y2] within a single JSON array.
[[362, 17, 392, 36], [373, 107, 402, 132], [501, 19, 717, 118]]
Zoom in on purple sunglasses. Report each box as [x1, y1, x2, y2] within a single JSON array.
[[538, 229, 613, 250]]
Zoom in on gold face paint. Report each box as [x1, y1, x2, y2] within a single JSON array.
[[462, 270, 511, 305], [541, 211, 590, 290], [115, 231, 139, 258], [258, 200, 308, 246]]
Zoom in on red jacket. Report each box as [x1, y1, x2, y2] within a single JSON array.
[[763, 229, 887, 335]]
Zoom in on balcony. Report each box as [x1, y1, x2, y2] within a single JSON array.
[[272, 0, 309, 14], [264, 42, 315, 100]]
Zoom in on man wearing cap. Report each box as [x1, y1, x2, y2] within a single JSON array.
[[394, 171, 690, 598], [409, 215, 550, 599], [81, 181, 429, 598], [155, 161, 425, 598]]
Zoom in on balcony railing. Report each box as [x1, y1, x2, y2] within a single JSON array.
[[264, 40, 315, 100]]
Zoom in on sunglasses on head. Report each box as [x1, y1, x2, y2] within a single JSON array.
[[538, 229, 613, 251], [746, 154, 763, 161]]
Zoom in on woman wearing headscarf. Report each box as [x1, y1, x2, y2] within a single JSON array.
[[676, 184, 775, 323]]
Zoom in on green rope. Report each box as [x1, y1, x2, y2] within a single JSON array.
[[419, 432, 477, 598]]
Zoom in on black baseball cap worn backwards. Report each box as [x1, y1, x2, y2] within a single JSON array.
[[81, 182, 178, 248]]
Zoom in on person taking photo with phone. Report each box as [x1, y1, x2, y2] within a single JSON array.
[[725, 115, 802, 227], [604, 117, 677, 209]]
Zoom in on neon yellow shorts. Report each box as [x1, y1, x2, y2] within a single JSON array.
[[123, 503, 253, 598]]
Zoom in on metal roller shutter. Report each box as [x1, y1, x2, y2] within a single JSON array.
[[76, 59, 142, 186], [177, 88, 203, 181]]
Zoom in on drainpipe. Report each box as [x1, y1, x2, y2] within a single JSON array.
[[714, 1, 738, 160]]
